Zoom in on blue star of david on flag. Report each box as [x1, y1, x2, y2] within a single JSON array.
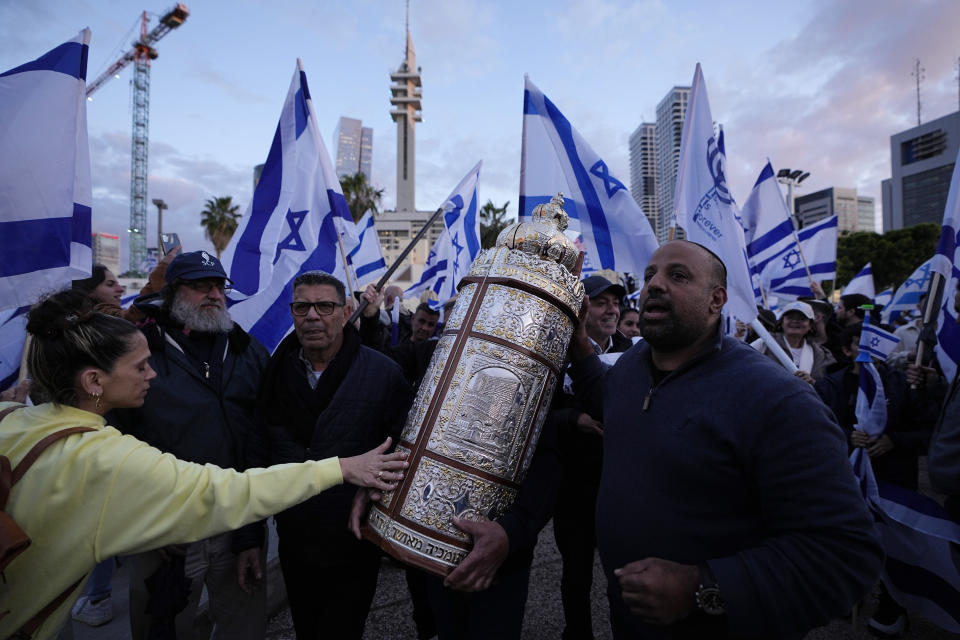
[[273, 208, 308, 264], [451, 231, 464, 272], [782, 249, 801, 270], [589, 160, 626, 198]]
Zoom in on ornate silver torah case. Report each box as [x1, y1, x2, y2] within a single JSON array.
[[363, 194, 585, 576]]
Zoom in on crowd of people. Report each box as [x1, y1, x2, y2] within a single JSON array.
[[1, 239, 958, 640]]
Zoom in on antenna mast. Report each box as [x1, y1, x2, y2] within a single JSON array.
[[911, 58, 925, 126]]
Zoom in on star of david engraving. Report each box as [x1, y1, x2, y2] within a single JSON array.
[[273, 208, 308, 264], [589, 160, 626, 198], [782, 249, 801, 270]]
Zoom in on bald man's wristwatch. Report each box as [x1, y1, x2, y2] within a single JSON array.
[[695, 563, 725, 615]]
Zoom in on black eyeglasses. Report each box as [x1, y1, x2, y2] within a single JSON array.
[[289, 301, 344, 316], [182, 280, 231, 294]]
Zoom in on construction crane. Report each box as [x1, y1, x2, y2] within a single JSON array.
[[86, 3, 189, 273]]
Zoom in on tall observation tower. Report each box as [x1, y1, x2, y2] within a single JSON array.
[[389, 12, 422, 212]]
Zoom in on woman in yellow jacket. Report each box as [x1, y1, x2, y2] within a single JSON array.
[[0, 290, 407, 640]]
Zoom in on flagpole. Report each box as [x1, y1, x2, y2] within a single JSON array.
[[756, 277, 770, 310], [788, 224, 817, 289], [913, 270, 946, 371], [336, 232, 359, 296], [348, 205, 447, 324]]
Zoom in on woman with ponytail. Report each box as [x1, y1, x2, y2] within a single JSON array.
[[0, 290, 407, 640]]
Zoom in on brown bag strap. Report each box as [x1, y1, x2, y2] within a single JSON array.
[[0, 405, 94, 637], [0, 404, 25, 423], [12, 575, 86, 639], [11, 426, 96, 485]]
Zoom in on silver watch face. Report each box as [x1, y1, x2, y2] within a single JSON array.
[[697, 586, 725, 615]]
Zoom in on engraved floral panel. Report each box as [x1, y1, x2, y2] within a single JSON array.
[[469, 284, 573, 369], [399, 456, 518, 542]]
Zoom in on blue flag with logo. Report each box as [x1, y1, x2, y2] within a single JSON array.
[[932, 145, 960, 383], [520, 75, 658, 276], [405, 162, 482, 304], [347, 210, 387, 288], [0, 29, 92, 312], [221, 60, 356, 352], [672, 65, 755, 322]]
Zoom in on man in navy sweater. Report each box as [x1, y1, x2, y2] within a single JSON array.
[[568, 241, 883, 639]]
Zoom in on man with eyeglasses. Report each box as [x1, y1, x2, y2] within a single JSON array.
[[248, 270, 412, 639], [112, 250, 272, 640]]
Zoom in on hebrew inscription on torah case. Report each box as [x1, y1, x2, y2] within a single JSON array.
[[363, 194, 585, 576]]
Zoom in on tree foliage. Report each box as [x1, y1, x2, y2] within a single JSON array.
[[836, 223, 940, 290], [480, 200, 512, 248], [339, 172, 384, 223], [200, 196, 242, 258]]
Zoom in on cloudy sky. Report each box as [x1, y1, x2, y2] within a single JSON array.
[[2, 0, 958, 268]]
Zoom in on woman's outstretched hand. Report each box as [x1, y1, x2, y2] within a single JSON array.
[[339, 437, 408, 490]]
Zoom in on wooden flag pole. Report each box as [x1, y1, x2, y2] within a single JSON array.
[[336, 233, 359, 299], [348, 204, 447, 325]]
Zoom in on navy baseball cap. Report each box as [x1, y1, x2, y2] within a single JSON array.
[[165, 250, 231, 284], [582, 275, 626, 300]]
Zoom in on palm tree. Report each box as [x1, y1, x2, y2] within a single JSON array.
[[200, 196, 242, 258], [480, 200, 512, 248], [340, 172, 384, 223]]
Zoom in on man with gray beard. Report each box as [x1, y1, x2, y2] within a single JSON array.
[[112, 250, 271, 640]]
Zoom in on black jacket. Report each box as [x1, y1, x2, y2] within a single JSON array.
[[111, 294, 269, 552], [248, 328, 411, 559]]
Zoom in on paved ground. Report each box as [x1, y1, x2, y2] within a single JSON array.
[[71, 461, 958, 640], [264, 520, 959, 640]]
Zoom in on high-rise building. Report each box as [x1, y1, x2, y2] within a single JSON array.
[[333, 117, 374, 180], [91, 232, 121, 275], [882, 110, 960, 231], [389, 29, 422, 212], [794, 187, 875, 232], [629, 122, 659, 239], [655, 87, 690, 243], [359, 125, 373, 179]]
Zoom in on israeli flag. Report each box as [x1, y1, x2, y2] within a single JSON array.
[[346, 210, 387, 288], [741, 161, 798, 302], [768, 215, 838, 299], [858, 315, 900, 363], [881, 259, 933, 324], [932, 145, 960, 383], [520, 76, 658, 276], [0, 29, 92, 312], [849, 318, 960, 632], [842, 262, 876, 299], [875, 288, 892, 308], [405, 162, 482, 304], [221, 60, 356, 352], [740, 161, 793, 247], [672, 65, 755, 322], [850, 448, 960, 632]]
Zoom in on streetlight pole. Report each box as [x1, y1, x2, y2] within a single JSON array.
[[776, 168, 810, 228]]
